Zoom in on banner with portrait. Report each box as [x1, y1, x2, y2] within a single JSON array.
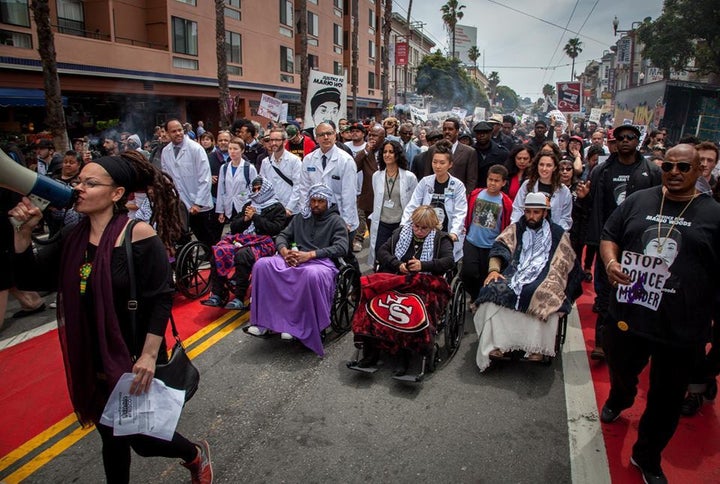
[[304, 70, 347, 130]]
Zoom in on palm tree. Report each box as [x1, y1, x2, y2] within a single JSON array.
[[381, 0, 392, 110], [441, 0, 465, 59], [298, 0, 310, 116], [467, 45, 480, 71], [487, 71, 500, 106], [214, 0, 231, 128], [563, 38, 583, 80], [542, 83, 556, 98], [30, 0, 68, 151]]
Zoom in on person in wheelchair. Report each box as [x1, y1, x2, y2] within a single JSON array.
[[201, 176, 287, 309], [473, 192, 581, 371], [245, 184, 348, 356], [351, 205, 455, 373]]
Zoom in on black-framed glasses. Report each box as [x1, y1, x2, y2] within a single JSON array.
[[71, 179, 116, 189], [316, 131, 334, 138], [560, 166, 573, 172], [660, 161, 693, 173], [615, 134, 638, 141]]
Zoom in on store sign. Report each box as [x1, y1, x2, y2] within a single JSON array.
[[395, 42, 408, 66], [616, 37, 632, 66]]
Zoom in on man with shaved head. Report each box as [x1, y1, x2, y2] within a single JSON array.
[[599, 143, 720, 484]]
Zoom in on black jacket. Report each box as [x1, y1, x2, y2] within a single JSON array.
[[585, 152, 662, 246], [229, 201, 287, 236], [377, 228, 454, 275]]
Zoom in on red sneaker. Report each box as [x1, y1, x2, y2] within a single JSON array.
[[182, 440, 213, 484]]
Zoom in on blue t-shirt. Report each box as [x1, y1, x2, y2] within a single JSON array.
[[466, 190, 503, 249]]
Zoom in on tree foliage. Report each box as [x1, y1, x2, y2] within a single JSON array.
[[542, 83, 556, 97], [563, 38, 583, 80], [487, 71, 500, 104], [467, 45, 480, 68], [416, 51, 488, 109], [637, 0, 720, 80], [495, 85, 519, 112]]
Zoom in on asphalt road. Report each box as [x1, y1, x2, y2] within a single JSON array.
[[9, 243, 572, 484]]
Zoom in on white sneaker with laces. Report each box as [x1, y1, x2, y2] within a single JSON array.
[[280, 332, 294, 341], [247, 325, 268, 336]]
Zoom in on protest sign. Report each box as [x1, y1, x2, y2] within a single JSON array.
[[616, 250, 670, 311], [304, 70, 347, 129], [258, 93, 283, 121]]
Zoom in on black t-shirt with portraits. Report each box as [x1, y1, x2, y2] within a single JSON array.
[[602, 185, 720, 346]]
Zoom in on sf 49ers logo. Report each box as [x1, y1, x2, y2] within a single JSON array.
[[367, 291, 428, 333]]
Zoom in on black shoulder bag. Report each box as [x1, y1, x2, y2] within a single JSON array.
[[124, 220, 199, 402]]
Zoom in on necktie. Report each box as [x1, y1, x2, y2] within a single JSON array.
[[322, 154, 327, 170], [173, 145, 181, 158]]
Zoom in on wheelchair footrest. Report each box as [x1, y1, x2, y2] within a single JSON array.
[[392, 373, 424, 383], [346, 362, 379, 374]]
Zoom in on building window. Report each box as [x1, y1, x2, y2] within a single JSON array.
[[0, 28, 31, 47], [368, 9, 376, 29], [307, 11, 318, 37], [333, 23, 342, 47], [172, 17, 198, 56], [173, 56, 198, 70], [308, 54, 318, 70], [280, 45, 294, 73], [225, 0, 240, 20], [368, 71, 376, 89], [0, 0, 29, 27], [334, 0, 342, 11], [228, 65, 242, 76], [225, 31, 242, 64], [368, 40, 375, 59], [56, 0, 84, 36], [308, 0, 317, 4], [333, 61, 343, 76], [279, 0, 292, 27], [175, 0, 196, 5]]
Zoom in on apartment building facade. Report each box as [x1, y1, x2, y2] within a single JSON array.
[[0, 0, 385, 139]]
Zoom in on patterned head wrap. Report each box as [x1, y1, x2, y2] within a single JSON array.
[[302, 183, 336, 218], [249, 176, 278, 209]]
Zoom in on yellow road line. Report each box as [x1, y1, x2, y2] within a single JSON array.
[[0, 414, 77, 473], [0, 310, 248, 482], [3, 426, 93, 484]]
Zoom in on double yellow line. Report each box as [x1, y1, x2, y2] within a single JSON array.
[[0, 310, 248, 483]]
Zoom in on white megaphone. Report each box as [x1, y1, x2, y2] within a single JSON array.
[[0, 147, 76, 226]]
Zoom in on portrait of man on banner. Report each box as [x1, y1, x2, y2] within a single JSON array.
[[304, 70, 347, 130]]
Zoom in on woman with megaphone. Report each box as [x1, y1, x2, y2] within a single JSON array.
[[8, 150, 214, 484]]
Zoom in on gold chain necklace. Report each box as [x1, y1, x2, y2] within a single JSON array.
[[656, 188, 697, 254]]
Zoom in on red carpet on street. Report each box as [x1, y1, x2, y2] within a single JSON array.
[[576, 284, 720, 483]]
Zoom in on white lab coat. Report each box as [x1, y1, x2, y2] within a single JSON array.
[[298, 145, 359, 231], [259, 150, 302, 214], [161, 136, 213, 211], [401, 174, 468, 261], [367, 168, 418, 266], [215, 160, 258, 218], [510, 179, 573, 231]]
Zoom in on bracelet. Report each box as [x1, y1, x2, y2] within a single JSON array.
[[605, 259, 617, 272]]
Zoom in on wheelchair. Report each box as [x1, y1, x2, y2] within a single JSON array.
[[328, 257, 361, 334], [174, 237, 212, 299], [347, 266, 466, 383]]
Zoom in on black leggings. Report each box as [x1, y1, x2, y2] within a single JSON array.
[[96, 423, 197, 484]]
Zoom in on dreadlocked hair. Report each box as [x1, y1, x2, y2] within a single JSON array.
[[118, 150, 183, 251]]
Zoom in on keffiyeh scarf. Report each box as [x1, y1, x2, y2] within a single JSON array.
[[394, 223, 436, 263], [301, 183, 336, 219], [508, 219, 552, 299]]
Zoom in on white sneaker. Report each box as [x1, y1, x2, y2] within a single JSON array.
[[247, 325, 268, 336], [280, 332, 294, 341]]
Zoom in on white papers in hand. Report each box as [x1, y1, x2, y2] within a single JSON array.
[[100, 373, 186, 441]]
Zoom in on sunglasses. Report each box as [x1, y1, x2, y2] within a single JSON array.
[[560, 166, 573, 172], [615, 134, 638, 141], [660, 161, 693, 173]]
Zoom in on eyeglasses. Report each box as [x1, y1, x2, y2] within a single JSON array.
[[71, 179, 116, 189], [660, 161, 693, 173], [615, 134, 638, 141], [412, 223, 432, 232], [560, 166, 573, 172], [316, 131, 335, 138]]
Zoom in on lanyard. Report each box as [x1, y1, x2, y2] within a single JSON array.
[[385, 171, 397, 199]]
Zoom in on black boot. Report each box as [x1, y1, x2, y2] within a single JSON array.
[[680, 392, 703, 417], [357, 343, 379, 368]]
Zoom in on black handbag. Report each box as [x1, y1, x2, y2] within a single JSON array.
[[125, 221, 199, 402]]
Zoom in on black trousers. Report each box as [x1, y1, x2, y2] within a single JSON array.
[[605, 324, 696, 472], [593, 252, 611, 347], [96, 423, 196, 484], [374, 221, 399, 264], [460, 240, 491, 302], [188, 211, 216, 249], [210, 246, 255, 300]]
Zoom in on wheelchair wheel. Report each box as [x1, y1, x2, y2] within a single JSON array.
[[443, 277, 466, 359], [174, 240, 211, 299], [330, 264, 359, 333]]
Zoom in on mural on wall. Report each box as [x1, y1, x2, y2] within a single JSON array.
[[613, 81, 667, 130]]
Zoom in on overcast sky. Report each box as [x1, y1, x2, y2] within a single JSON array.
[[393, 0, 665, 100]]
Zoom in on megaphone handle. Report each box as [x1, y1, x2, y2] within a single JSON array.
[[10, 195, 51, 230]]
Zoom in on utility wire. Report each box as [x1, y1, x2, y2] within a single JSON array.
[[541, 0, 580, 86]]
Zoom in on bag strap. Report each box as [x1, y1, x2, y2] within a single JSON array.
[[124, 219, 140, 356], [271, 164, 294, 187], [125, 220, 183, 353]]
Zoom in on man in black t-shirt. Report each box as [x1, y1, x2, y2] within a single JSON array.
[[583, 125, 662, 359], [599, 144, 720, 484]]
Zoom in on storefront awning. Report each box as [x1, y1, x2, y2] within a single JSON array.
[[0, 88, 68, 107]]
